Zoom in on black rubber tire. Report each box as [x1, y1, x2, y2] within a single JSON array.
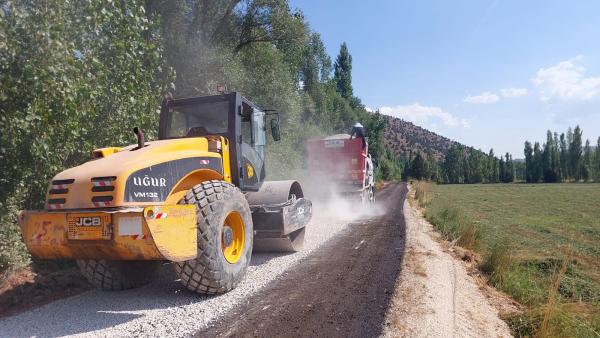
[[369, 186, 376, 204], [175, 180, 253, 294], [76, 259, 160, 291]]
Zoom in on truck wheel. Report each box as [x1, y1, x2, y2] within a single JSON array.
[[361, 186, 375, 205], [76, 259, 159, 291], [175, 180, 253, 294]]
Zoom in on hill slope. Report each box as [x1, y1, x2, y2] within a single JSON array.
[[383, 115, 459, 160]]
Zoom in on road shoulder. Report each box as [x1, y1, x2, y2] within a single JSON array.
[[382, 186, 513, 338]]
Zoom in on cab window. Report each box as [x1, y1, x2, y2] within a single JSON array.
[[167, 100, 229, 138]]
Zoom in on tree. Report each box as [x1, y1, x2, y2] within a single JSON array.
[[487, 149, 498, 183], [426, 154, 441, 182], [582, 139, 592, 181], [533, 142, 543, 182], [0, 0, 169, 208], [468, 149, 485, 183], [501, 152, 514, 183], [301, 32, 331, 94], [542, 131, 553, 182], [514, 160, 525, 181], [524, 141, 534, 183], [552, 132, 562, 181], [541, 130, 559, 182], [560, 133, 569, 180], [442, 144, 465, 183], [146, 0, 307, 97], [333, 42, 353, 99], [0, 0, 169, 272], [409, 153, 427, 180], [569, 126, 583, 181], [499, 157, 506, 182]]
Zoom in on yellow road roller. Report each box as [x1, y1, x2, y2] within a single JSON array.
[[18, 92, 312, 294]]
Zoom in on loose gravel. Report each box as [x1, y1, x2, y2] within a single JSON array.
[[0, 197, 378, 338]]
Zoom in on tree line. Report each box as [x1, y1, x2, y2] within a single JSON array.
[[404, 125, 600, 184], [524, 126, 600, 183], [403, 145, 516, 184]]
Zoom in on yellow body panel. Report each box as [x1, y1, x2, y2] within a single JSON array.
[[18, 205, 197, 261], [19, 136, 236, 262], [92, 147, 123, 158], [220, 137, 233, 182], [47, 137, 231, 209], [144, 205, 197, 262]]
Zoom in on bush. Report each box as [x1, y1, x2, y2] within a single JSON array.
[[0, 0, 169, 275], [480, 241, 512, 285], [0, 194, 30, 276], [0, 219, 30, 276], [413, 181, 431, 207], [425, 204, 480, 249]]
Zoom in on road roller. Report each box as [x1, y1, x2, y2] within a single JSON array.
[[17, 92, 312, 294]]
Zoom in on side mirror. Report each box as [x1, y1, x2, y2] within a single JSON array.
[[270, 118, 281, 141]]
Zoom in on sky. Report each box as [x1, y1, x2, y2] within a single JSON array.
[[290, 0, 600, 157]]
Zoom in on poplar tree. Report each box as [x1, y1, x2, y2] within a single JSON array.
[[524, 141, 534, 183], [552, 132, 562, 181], [488, 149, 496, 182], [533, 142, 543, 182], [333, 42, 353, 99], [569, 126, 583, 181], [560, 133, 570, 180], [542, 131, 553, 182], [582, 139, 592, 181]]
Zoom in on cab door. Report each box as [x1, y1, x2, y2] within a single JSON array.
[[239, 104, 266, 191]]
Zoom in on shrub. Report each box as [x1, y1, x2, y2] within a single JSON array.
[[0, 197, 30, 276], [425, 204, 480, 250], [480, 241, 512, 285], [413, 181, 432, 207]]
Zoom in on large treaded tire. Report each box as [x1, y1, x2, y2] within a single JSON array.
[[175, 180, 253, 295], [76, 259, 159, 291]]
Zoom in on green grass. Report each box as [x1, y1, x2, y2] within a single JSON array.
[[423, 183, 600, 337]]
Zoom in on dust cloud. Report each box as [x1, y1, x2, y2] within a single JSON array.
[[303, 180, 386, 224]]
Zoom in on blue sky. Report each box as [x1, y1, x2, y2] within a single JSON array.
[[290, 0, 600, 157]]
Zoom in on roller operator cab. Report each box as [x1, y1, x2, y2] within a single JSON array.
[[18, 92, 312, 294]]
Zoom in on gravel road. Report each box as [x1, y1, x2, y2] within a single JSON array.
[[0, 185, 393, 338], [197, 182, 407, 338]]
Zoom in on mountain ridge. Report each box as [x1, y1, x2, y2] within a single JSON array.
[[382, 114, 460, 160]]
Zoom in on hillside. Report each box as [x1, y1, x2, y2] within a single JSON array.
[[383, 114, 458, 160]]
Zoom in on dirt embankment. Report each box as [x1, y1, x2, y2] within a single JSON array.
[[0, 262, 92, 318], [382, 186, 514, 338]]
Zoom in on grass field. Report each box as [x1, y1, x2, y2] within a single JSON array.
[[420, 183, 600, 337]]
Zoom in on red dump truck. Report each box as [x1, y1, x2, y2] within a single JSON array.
[[306, 134, 375, 204]]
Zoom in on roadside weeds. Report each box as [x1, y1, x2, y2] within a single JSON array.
[[382, 184, 514, 338]]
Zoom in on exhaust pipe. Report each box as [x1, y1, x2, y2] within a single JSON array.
[[133, 127, 145, 150]]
